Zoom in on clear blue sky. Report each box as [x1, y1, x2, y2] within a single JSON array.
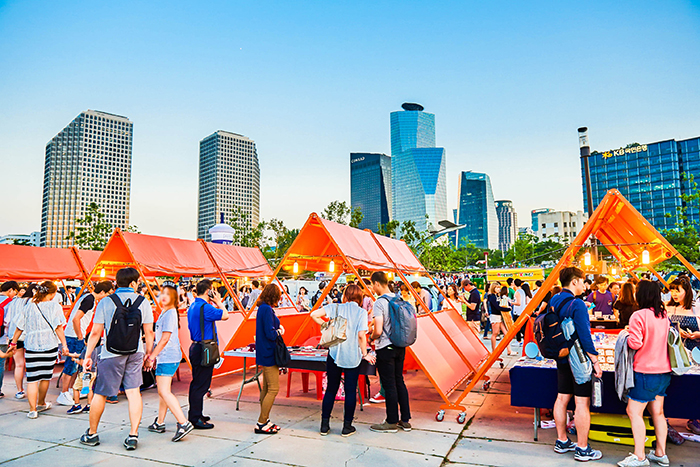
[[2, 0, 699, 239]]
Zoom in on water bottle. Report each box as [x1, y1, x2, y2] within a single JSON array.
[[80, 372, 92, 397], [591, 375, 603, 408]]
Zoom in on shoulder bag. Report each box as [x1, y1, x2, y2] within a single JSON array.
[[319, 303, 348, 348], [199, 303, 220, 367]]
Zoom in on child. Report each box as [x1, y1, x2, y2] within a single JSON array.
[[67, 339, 101, 415]]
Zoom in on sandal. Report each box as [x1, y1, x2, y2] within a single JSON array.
[[266, 419, 281, 431], [254, 421, 279, 434]]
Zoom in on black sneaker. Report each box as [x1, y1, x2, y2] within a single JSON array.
[[148, 418, 166, 433], [341, 424, 356, 437], [80, 429, 100, 446], [124, 435, 138, 451], [574, 444, 602, 462], [320, 418, 330, 436], [554, 438, 577, 453], [172, 421, 194, 442]]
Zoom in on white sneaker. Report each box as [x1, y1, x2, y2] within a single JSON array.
[[15, 391, 26, 400], [56, 391, 74, 406], [617, 453, 650, 467], [27, 411, 38, 419]]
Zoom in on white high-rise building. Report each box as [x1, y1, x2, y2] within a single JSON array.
[[41, 110, 132, 247], [197, 130, 260, 241], [537, 210, 588, 242]]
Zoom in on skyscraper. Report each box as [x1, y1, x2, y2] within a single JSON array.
[[350, 153, 392, 232], [390, 103, 447, 232], [456, 171, 498, 249], [197, 130, 260, 241], [41, 110, 133, 248], [495, 200, 518, 251]]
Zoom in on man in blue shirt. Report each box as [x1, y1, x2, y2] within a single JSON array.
[[551, 267, 603, 462], [187, 279, 228, 429]]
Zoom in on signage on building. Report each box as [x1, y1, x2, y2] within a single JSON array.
[[601, 144, 648, 160], [351, 156, 366, 164]]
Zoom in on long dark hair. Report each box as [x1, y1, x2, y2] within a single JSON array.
[[521, 282, 532, 299], [446, 284, 459, 299], [635, 280, 665, 318], [618, 282, 637, 307], [667, 278, 693, 310]]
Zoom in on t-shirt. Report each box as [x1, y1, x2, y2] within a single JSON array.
[[247, 289, 261, 310], [372, 293, 394, 350], [187, 297, 224, 343], [14, 300, 66, 351], [65, 294, 96, 339], [466, 288, 481, 321], [0, 295, 17, 345], [586, 290, 614, 316], [155, 308, 181, 364], [324, 302, 369, 368], [512, 289, 529, 316], [94, 288, 154, 360]]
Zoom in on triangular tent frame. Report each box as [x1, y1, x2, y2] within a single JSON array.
[[454, 189, 700, 411], [267, 213, 493, 412]]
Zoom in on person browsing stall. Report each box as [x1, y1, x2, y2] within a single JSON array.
[[586, 276, 614, 317], [187, 279, 228, 429]]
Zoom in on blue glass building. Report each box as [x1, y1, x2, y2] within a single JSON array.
[[390, 103, 447, 232], [350, 153, 392, 232], [456, 171, 499, 249], [583, 137, 700, 230]]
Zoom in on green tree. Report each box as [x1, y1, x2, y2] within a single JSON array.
[[228, 207, 266, 248], [349, 207, 364, 228], [66, 202, 113, 250], [377, 220, 400, 238], [321, 200, 352, 224], [659, 172, 700, 268], [12, 238, 32, 246]]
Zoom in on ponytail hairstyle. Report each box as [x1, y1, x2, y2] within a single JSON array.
[[32, 280, 57, 303]]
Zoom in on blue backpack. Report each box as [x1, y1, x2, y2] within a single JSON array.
[[381, 294, 418, 347]]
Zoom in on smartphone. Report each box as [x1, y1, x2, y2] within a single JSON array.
[[208, 291, 214, 299]]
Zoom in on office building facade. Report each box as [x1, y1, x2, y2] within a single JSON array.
[[583, 137, 700, 230], [531, 208, 553, 234], [495, 200, 518, 251], [197, 130, 260, 241], [41, 110, 132, 248], [537, 210, 587, 242], [456, 171, 498, 249], [390, 103, 447, 232], [0, 232, 40, 246], [350, 153, 392, 232]]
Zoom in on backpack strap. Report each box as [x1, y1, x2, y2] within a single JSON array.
[[109, 294, 123, 308]]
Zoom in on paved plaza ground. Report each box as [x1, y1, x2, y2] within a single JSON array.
[[0, 344, 697, 467]]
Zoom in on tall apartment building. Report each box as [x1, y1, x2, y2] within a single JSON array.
[[350, 153, 392, 232], [531, 208, 553, 234], [583, 137, 700, 230], [197, 130, 260, 241], [495, 200, 518, 251], [455, 171, 499, 249], [390, 103, 447, 232], [537, 210, 588, 242], [41, 110, 132, 247]]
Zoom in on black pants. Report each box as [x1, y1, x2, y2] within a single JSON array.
[[188, 343, 214, 423], [375, 346, 411, 424], [321, 355, 360, 423]]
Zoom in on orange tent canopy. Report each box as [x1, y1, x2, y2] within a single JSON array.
[[0, 244, 97, 282], [203, 242, 272, 278]]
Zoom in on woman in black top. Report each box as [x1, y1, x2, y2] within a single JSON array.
[[487, 282, 516, 356], [613, 282, 638, 328]]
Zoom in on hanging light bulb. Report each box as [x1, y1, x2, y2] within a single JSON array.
[[100, 267, 106, 278], [642, 248, 650, 265], [611, 266, 617, 276], [584, 251, 592, 266], [329, 259, 335, 273], [387, 272, 394, 280], [293, 261, 299, 274]]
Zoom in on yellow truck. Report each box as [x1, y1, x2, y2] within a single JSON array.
[[486, 268, 544, 287]]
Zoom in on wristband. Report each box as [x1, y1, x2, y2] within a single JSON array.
[[9, 342, 17, 347]]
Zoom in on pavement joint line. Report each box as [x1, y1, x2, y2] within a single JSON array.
[[440, 413, 476, 467], [0, 441, 60, 465], [344, 446, 369, 467]]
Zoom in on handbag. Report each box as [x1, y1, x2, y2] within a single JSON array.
[[199, 303, 220, 367], [274, 334, 290, 367], [319, 304, 348, 348]]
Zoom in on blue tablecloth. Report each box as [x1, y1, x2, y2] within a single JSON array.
[[510, 361, 700, 420]]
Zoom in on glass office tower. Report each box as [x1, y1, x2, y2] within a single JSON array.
[[390, 103, 447, 232], [495, 200, 518, 251], [197, 130, 260, 241], [456, 171, 499, 249], [350, 153, 392, 232], [41, 110, 133, 247], [583, 136, 700, 230]]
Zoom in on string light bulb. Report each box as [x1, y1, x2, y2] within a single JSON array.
[[293, 261, 299, 274], [642, 248, 650, 265], [584, 251, 592, 266], [329, 259, 335, 273], [100, 268, 106, 278], [611, 266, 617, 275]]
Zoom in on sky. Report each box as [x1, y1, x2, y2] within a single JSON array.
[[1, 0, 700, 240]]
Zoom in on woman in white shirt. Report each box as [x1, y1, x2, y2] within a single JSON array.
[[9, 281, 68, 419], [445, 284, 464, 318], [296, 287, 310, 312]]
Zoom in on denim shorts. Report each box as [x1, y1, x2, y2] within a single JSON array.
[[628, 371, 672, 403], [155, 362, 179, 377], [63, 337, 85, 376]]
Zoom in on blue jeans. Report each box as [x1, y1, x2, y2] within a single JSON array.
[[0, 344, 6, 392]]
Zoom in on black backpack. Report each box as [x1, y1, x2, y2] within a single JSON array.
[[533, 294, 575, 359], [311, 291, 320, 307], [106, 294, 145, 355]]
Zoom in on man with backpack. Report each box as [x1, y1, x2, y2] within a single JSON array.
[[549, 267, 603, 462], [369, 271, 414, 433], [80, 268, 155, 451]]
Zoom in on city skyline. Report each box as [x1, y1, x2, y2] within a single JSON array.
[[2, 2, 699, 240]]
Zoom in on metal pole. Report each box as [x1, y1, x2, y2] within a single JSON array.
[[579, 127, 597, 261]]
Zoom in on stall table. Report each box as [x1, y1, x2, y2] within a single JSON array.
[[223, 348, 376, 410], [510, 359, 700, 440]]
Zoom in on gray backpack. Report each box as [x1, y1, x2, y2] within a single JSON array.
[[381, 294, 418, 347]]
